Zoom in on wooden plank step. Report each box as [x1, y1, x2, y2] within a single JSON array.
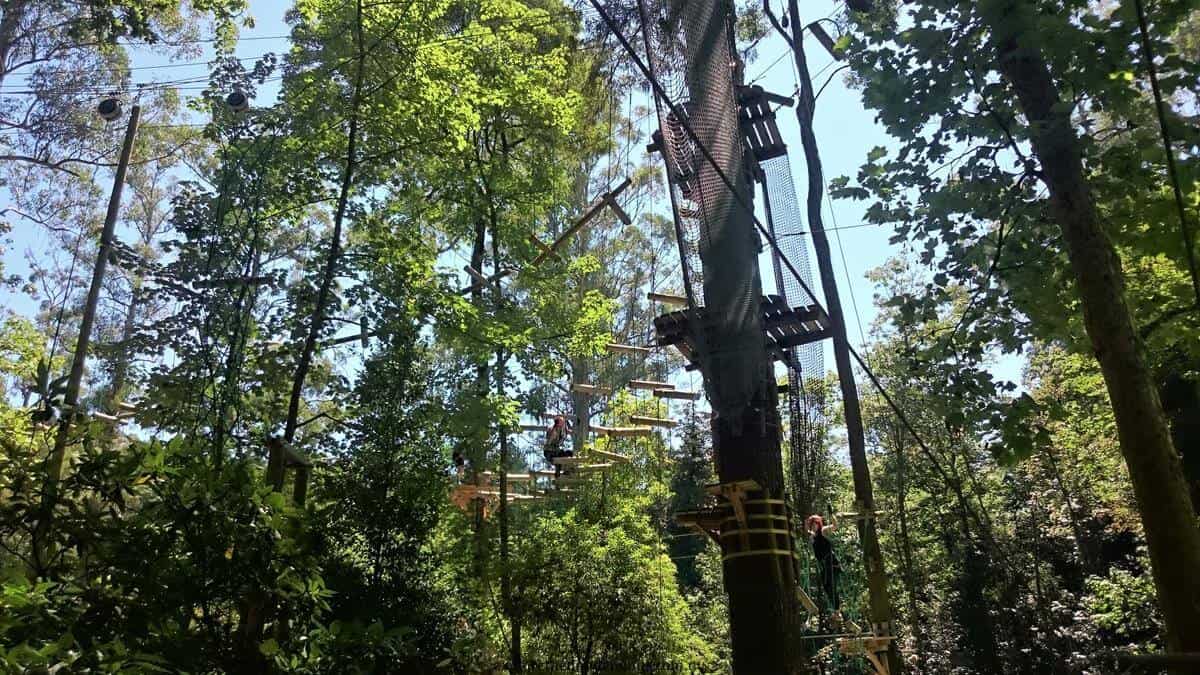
[[648, 291, 688, 306], [479, 471, 535, 482], [550, 456, 588, 466], [654, 389, 701, 401], [590, 448, 631, 463], [571, 462, 614, 472], [592, 426, 654, 438], [630, 415, 677, 428], [571, 383, 612, 395], [520, 423, 546, 431], [606, 343, 652, 356], [628, 379, 674, 390]]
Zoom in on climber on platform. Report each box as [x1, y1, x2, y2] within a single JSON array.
[[452, 449, 466, 483], [543, 415, 573, 477], [806, 513, 842, 623]]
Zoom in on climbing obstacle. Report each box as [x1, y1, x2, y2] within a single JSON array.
[[571, 383, 612, 395], [836, 635, 895, 675], [532, 178, 632, 266]]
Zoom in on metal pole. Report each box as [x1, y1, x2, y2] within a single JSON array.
[[46, 105, 141, 490]]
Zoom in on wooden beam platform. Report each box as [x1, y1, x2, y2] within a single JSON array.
[[571, 383, 612, 395], [647, 291, 688, 307], [605, 343, 652, 356], [653, 389, 701, 401], [653, 294, 832, 371], [628, 379, 674, 390], [630, 414, 677, 428], [519, 423, 546, 431]]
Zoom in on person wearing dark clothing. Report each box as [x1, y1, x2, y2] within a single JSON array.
[[452, 450, 466, 483], [806, 514, 841, 613], [543, 415, 573, 477]]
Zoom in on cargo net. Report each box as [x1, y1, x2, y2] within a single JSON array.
[[641, 0, 769, 414]]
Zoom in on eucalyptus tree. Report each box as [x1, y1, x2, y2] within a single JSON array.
[[836, 0, 1200, 651]]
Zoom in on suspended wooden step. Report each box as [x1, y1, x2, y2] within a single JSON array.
[[836, 509, 888, 522], [519, 423, 546, 432], [647, 291, 687, 307], [479, 471, 535, 483], [628, 379, 674, 391], [571, 383, 612, 396], [654, 387, 700, 400], [837, 636, 895, 675], [606, 343, 652, 356], [590, 425, 653, 438], [532, 178, 632, 265], [530, 469, 559, 478], [630, 414, 677, 428], [590, 448, 631, 464]]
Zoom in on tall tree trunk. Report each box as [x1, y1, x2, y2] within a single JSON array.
[[893, 424, 928, 675], [784, 2, 900, 670], [980, 0, 1200, 655]]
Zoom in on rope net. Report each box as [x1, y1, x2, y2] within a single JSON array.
[[639, 0, 770, 416]]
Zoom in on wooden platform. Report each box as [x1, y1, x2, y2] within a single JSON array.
[[571, 383, 612, 395], [653, 294, 831, 371], [590, 448, 631, 464]]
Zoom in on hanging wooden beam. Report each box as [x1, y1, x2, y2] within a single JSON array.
[[628, 379, 674, 390], [606, 343, 652, 356], [532, 178, 632, 265], [655, 386, 701, 401], [571, 383, 613, 395], [590, 448, 631, 463], [630, 414, 677, 428], [647, 291, 688, 307], [519, 423, 546, 432], [592, 425, 653, 438], [807, 22, 845, 61]]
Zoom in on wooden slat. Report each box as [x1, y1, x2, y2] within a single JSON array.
[[654, 389, 701, 401], [532, 178, 632, 265], [590, 448, 631, 463], [571, 383, 612, 395], [630, 414, 677, 428], [628, 379, 674, 390], [648, 291, 688, 306], [606, 343, 652, 356], [592, 426, 654, 438], [520, 423, 546, 431]]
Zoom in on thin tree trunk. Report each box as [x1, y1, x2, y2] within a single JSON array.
[[893, 423, 927, 675], [981, 0, 1200, 656], [784, 3, 899, 670]]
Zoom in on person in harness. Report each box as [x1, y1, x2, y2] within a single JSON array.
[[806, 513, 842, 623], [543, 415, 573, 477]]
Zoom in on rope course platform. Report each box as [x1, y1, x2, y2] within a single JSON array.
[[590, 448, 631, 463], [653, 294, 831, 371], [836, 635, 896, 675]]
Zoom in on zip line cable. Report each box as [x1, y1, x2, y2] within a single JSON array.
[[587, 0, 946, 478]]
